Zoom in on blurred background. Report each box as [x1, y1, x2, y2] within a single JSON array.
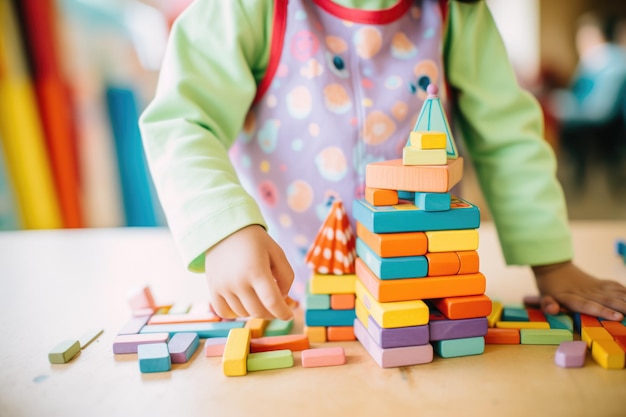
[[0, 0, 624, 232]]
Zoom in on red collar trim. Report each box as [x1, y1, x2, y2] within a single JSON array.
[[313, 0, 413, 25]]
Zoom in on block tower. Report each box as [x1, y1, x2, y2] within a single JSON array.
[[352, 84, 492, 368], [303, 200, 358, 343]]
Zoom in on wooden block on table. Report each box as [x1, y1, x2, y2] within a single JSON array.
[[366, 314, 430, 348], [78, 328, 103, 349], [356, 238, 427, 279], [546, 313, 573, 331], [432, 336, 485, 358], [330, 294, 355, 310], [309, 273, 356, 295], [168, 332, 199, 364], [356, 258, 486, 302], [526, 308, 547, 322], [139, 321, 244, 338], [246, 350, 294, 372], [356, 222, 427, 258], [147, 312, 220, 325], [601, 321, 626, 337], [204, 337, 227, 357], [520, 329, 573, 345], [495, 321, 550, 330], [414, 192, 451, 212], [223, 328, 251, 376], [138, 343, 171, 373], [591, 339, 625, 369], [487, 301, 503, 328], [305, 326, 327, 343], [301, 347, 346, 367], [484, 328, 520, 344], [430, 295, 492, 320], [365, 157, 463, 192], [581, 326, 614, 348], [355, 279, 429, 328], [353, 196, 480, 234], [132, 308, 155, 317], [555, 341, 587, 368], [245, 318, 270, 338], [402, 147, 447, 166], [305, 309, 355, 327], [615, 335, 626, 352], [167, 303, 191, 315], [48, 339, 80, 364], [408, 131, 447, 149], [364, 187, 398, 206], [502, 306, 529, 322], [579, 314, 602, 328], [250, 334, 309, 353], [425, 229, 479, 253], [327, 326, 355, 341], [429, 315, 488, 341], [354, 318, 433, 368], [127, 285, 156, 312], [113, 332, 170, 354], [264, 319, 294, 336]]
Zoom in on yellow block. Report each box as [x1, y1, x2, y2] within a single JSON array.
[[245, 318, 269, 339], [591, 339, 625, 369], [305, 326, 327, 343], [222, 328, 251, 376], [402, 147, 447, 166], [354, 297, 369, 328], [409, 131, 447, 149], [495, 321, 550, 330], [425, 229, 479, 252], [487, 301, 503, 328], [310, 274, 356, 295], [581, 326, 613, 348], [355, 280, 428, 328]]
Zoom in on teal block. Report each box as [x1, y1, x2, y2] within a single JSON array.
[[305, 285, 330, 310], [502, 306, 529, 322], [433, 336, 485, 358], [546, 314, 574, 331], [356, 238, 427, 279], [48, 339, 81, 364], [414, 192, 451, 212], [264, 319, 294, 336], [138, 343, 171, 373], [397, 191, 415, 200], [139, 321, 244, 338], [305, 309, 356, 327], [353, 197, 479, 233], [520, 329, 573, 345]]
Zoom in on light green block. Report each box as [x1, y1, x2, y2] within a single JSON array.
[[520, 329, 573, 345], [48, 339, 80, 364], [247, 350, 294, 372], [305, 292, 330, 310], [433, 337, 485, 358], [264, 319, 293, 336]]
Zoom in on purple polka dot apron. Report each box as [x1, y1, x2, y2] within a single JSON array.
[[230, 0, 447, 297]]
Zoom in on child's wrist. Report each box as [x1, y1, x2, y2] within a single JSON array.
[[531, 260, 573, 276]]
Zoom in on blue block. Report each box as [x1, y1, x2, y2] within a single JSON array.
[[616, 239, 625, 256], [139, 321, 244, 338], [397, 191, 415, 200], [432, 336, 485, 358], [305, 309, 356, 327], [356, 238, 427, 279], [414, 192, 451, 212], [353, 197, 479, 233], [502, 306, 529, 322], [138, 343, 171, 373], [546, 314, 574, 331]]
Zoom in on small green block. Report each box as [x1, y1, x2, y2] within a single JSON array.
[[305, 292, 330, 310], [433, 337, 485, 358], [264, 319, 293, 336], [246, 349, 294, 372], [48, 339, 81, 364], [138, 343, 171, 373], [520, 329, 573, 345]]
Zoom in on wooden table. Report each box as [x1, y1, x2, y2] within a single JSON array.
[[0, 222, 625, 417]]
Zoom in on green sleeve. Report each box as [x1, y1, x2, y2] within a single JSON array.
[[444, 1, 573, 266], [139, 0, 274, 272]]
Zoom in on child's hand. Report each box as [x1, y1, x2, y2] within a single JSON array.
[[205, 225, 294, 320], [532, 261, 626, 321]]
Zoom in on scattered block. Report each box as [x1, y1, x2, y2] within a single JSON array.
[[487, 301, 503, 327], [591, 339, 625, 369], [579, 314, 602, 328], [48, 339, 80, 364], [264, 319, 294, 336], [484, 328, 520, 344], [414, 192, 451, 212], [138, 343, 171, 373], [495, 321, 550, 330], [168, 333, 199, 364], [204, 337, 227, 357], [432, 336, 485, 358], [425, 229, 479, 252], [79, 328, 103, 349], [245, 318, 270, 338], [546, 314, 573, 331], [167, 303, 191, 315], [365, 157, 463, 193], [222, 328, 251, 376], [118, 315, 151, 335], [402, 147, 447, 166], [147, 312, 220, 325], [301, 347, 346, 368], [364, 187, 398, 206], [246, 350, 294, 372], [526, 308, 547, 322], [113, 333, 170, 354], [602, 321, 626, 337], [581, 326, 613, 348], [139, 321, 244, 338], [555, 341, 587, 368], [520, 329, 573, 345], [305, 326, 327, 343], [356, 222, 427, 258], [250, 334, 310, 353], [501, 306, 529, 322]]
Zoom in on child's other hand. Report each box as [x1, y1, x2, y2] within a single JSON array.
[[205, 225, 294, 320], [533, 261, 626, 321]]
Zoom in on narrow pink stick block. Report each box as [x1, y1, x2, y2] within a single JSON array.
[[127, 285, 156, 311], [148, 312, 220, 325], [301, 347, 346, 368], [112, 333, 169, 354], [555, 340, 587, 368], [204, 337, 228, 357]]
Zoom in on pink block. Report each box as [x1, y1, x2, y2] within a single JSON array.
[[112, 333, 169, 354], [555, 341, 587, 368], [354, 319, 433, 368], [204, 337, 228, 357], [301, 347, 346, 368], [127, 285, 156, 311]]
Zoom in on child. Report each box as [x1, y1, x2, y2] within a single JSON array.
[[139, 0, 626, 322]]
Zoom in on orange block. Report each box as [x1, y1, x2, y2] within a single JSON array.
[[305, 326, 327, 343], [327, 326, 355, 341], [245, 318, 270, 338], [431, 295, 492, 319], [365, 157, 463, 193], [330, 294, 355, 310], [615, 335, 626, 352], [526, 308, 547, 322], [602, 321, 626, 337], [249, 334, 310, 353], [456, 251, 480, 274], [580, 314, 602, 328], [365, 187, 398, 206], [355, 258, 486, 303], [485, 328, 520, 344], [426, 252, 460, 276], [356, 222, 427, 257]]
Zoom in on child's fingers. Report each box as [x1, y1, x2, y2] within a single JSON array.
[[222, 293, 250, 318], [269, 248, 295, 296], [211, 294, 238, 320], [253, 279, 293, 320], [559, 294, 624, 321], [539, 295, 561, 315], [238, 287, 275, 319]]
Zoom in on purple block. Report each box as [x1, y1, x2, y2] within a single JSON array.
[[429, 317, 488, 341], [112, 332, 169, 354], [555, 341, 587, 368], [168, 333, 200, 364], [367, 315, 429, 348], [117, 315, 151, 335]]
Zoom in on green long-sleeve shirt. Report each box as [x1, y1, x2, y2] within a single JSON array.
[[139, 0, 573, 273]]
